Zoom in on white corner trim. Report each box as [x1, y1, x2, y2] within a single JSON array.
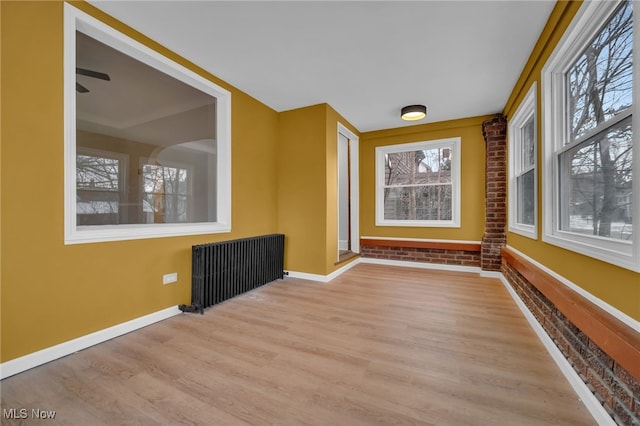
[[0, 306, 182, 380], [286, 257, 361, 283], [498, 275, 616, 426], [360, 257, 481, 274], [506, 245, 640, 333]]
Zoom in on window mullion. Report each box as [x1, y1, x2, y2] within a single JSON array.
[[560, 107, 633, 155]]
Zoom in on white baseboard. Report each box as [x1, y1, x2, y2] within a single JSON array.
[[327, 257, 361, 280], [286, 270, 332, 282], [0, 306, 182, 380], [479, 270, 502, 278], [360, 257, 482, 274], [287, 256, 481, 283], [498, 275, 615, 426], [286, 257, 361, 283]]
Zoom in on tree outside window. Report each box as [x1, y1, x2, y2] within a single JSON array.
[[542, 0, 637, 270], [76, 150, 126, 225], [142, 164, 190, 223], [561, 0, 633, 241], [376, 138, 460, 227]]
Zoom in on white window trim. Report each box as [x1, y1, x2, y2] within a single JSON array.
[[375, 137, 461, 228], [508, 82, 538, 240], [64, 4, 231, 244], [541, 0, 639, 271]]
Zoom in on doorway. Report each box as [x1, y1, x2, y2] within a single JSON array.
[[337, 123, 359, 262]]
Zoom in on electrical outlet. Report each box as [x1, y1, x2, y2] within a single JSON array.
[[163, 272, 178, 285]]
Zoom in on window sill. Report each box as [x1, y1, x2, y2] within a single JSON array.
[[509, 224, 537, 240], [375, 220, 460, 228], [65, 222, 231, 245], [542, 231, 638, 272]]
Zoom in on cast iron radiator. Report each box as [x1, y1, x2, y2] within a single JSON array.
[[179, 234, 285, 314]]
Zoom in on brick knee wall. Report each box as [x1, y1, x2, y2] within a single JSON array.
[[360, 245, 481, 268], [502, 262, 640, 425]]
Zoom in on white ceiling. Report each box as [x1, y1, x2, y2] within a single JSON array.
[[88, 0, 556, 132]]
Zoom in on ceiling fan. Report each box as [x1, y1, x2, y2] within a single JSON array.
[[76, 67, 110, 93]]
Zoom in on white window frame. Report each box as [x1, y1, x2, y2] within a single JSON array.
[[375, 137, 461, 227], [64, 4, 231, 244], [542, 0, 639, 271], [508, 83, 538, 239]]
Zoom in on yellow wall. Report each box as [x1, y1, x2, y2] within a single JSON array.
[[277, 104, 359, 276], [277, 105, 328, 275], [0, 1, 279, 362], [360, 116, 493, 241], [503, 1, 640, 320]]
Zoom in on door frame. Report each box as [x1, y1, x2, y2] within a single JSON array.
[[337, 123, 360, 255]]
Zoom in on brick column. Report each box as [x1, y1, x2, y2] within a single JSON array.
[[481, 116, 507, 271]]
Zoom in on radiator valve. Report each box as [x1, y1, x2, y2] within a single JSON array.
[[178, 303, 203, 315]]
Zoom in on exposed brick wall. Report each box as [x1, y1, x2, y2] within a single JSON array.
[[360, 244, 480, 268], [481, 116, 507, 271], [502, 261, 640, 425]]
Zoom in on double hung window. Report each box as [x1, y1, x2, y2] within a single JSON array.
[[76, 149, 127, 226], [543, 0, 637, 270], [376, 138, 461, 227], [508, 83, 537, 239]]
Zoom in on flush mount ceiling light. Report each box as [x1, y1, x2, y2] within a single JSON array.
[[401, 105, 427, 121]]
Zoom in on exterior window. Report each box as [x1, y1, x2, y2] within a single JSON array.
[[64, 4, 231, 244], [142, 163, 190, 224], [76, 149, 127, 225], [376, 138, 461, 227], [542, 0, 638, 271], [508, 83, 537, 239]]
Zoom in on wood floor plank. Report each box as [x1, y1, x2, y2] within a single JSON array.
[[1, 263, 597, 425]]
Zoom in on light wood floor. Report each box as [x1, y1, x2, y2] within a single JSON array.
[[1, 263, 596, 425]]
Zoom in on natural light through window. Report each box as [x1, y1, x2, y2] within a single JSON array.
[[142, 163, 190, 224], [542, 0, 638, 271], [76, 149, 127, 226], [376, 138, 461, 227], [508, 83, 537, 239]]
